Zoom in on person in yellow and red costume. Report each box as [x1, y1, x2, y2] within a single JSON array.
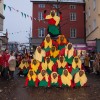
[[55, 56, 68, 75], [36, 70, 49, 87], [33, 46, 46, 62], [44, 57, 54, 75], [56, 35, 68, 50], [18, 57, 29, 77], [44, 10, 62, 37], [24, 69, 37, 87], [30, 59, 40, 74], [48, 72, 62, 87], [61, 69, 74, 87], [60, 43, 76, 64], [71, 56, 82, 76], [40, 34, 58, 52], [74, 70, 87, 87], [47, 46, 59, 63]]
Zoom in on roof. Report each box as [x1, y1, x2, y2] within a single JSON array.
[[30, 0, 85, 3]]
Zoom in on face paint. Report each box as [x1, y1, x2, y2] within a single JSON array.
[[68, 44, 72, 50], [46, 37, 50, 43], [75, 58, 79, 63], [79, 70, 84, 77], [33, 59, 37, 65], [37, 47, 41, 53], [41, 70, 46, 76], [64, 70, 68, 76], [30, 71, 33, 76], [53, 73, 57, 79], [47, 58, 50, 64]]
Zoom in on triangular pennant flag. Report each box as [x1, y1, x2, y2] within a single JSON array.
[[3, 4, 6, 10], [16, 10, 19, 12], [24, 13, 26, 18], [8, 6, 12, 11], [21, 12, 23, 17], [27, 15, 29, 17]]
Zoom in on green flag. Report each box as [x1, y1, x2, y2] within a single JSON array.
[[24, 13, 26, 18], [8, 6, 12, 11], [3, 4, 6, 10], [21, 12, 23, 17]]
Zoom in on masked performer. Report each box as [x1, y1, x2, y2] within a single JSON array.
[[24, 69, 37, 87], [56, 35, 68, 50], [60, 43, 76, 64], [44, 10, 62, 37], [74, 70, 87, 87], [33, 46, 46, 62], [40, 34, 58, 52]]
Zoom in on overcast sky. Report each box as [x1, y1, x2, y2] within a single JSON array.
[[4, 0, 32, 43]]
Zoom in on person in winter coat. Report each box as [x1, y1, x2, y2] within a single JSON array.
[[8, 51, 16, 79]]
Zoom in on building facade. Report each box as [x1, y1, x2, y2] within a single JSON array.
[[0, 0, 5, 31], [30, 0, 85, 49], [85, 0, 100, 52]]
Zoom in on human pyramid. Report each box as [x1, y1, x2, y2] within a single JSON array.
[[21, 34, 87, 88]]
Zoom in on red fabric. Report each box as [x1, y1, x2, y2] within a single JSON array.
[[52, 63, 58, 72], [0, 55, 4, 66], [48, 75, 51, 87], [3, 53, 10, 67], [24, 77, 29, 86], [66, 65, 72, 73], [58, 75, 62, 87], [52, 40, 58, 49], [38, 63, 42, 72], [40, 42, 44, 48], [60, 14, 62, 20], [35, 78, 39, 87], [59, 48, 65, 56], [48, 18, 56, 25]]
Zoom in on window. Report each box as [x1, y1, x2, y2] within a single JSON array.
[[93, 0, 96, 10], [53, 4, 60, 8], [38, 28, 45, 37], [70, 28, 77, 38], [70, 13, 76, 21], [38, 4, 45, 8], [38, 12, 43, 20], [70, 5, 76, 9], [92, 19, 96, 30]]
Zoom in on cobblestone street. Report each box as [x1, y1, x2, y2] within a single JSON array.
[[0, 74, 100, 100]]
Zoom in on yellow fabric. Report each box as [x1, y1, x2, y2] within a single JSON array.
[[31, 59, 40, 72], [74, 71, 87, 86], [44, 38, 52, 49], [41, 62, 47, 70], [50, 50, 59, 58], [56, 35, 67, 44], [27, 70, 37, 81], [38, 73, 49, 82], [19, 61, 29, 69], [46, 60, 54, 71], [57, 60, 67, 68], [45, 15, 60, 26], [33, 49, 45, 62], [72, 56, 82, 69], [65, 43, 74, 58], [51, 72, 58, 83]]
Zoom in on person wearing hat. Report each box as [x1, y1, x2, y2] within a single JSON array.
[[18, 57, 29, 76], [49, 46, 59, 63], [74, 70, 87, 87], [48, 72, 62, 87], [40, 34, 58, 52], [33, 46, 46, 62], [45, 57, 54, 74], [56, 35, 68, 50], [56, 56, 68, 75], [71, 56, 82, 76], [61, 69, 73, 87], [24, 69, 37, 87], [30, 59, 40, 74], [36, 70, 49, 87], [44, 10, 62, 37], [60, 43, 76, 64]]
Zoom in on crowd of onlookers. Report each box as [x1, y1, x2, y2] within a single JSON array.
[[82, 52, 100, 75]]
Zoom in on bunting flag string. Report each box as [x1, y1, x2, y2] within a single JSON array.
[[3, 4, 32, 20]]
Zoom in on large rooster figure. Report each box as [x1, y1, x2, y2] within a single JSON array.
[[44, 10, 62, 37]]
